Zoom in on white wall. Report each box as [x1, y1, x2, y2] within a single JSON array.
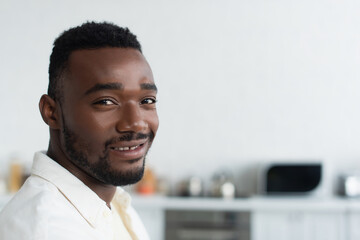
[[1, 0, 360, 192]]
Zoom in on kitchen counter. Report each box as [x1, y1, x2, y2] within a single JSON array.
[[1, 193, 360, 212], [131, 194, 360, 212]]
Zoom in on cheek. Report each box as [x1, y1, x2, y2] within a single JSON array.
[[148, 111, 159, 135], [65, 108, 114, 141]]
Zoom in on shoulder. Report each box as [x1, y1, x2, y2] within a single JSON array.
[[0, 175, 83, 240], [1, 174, 66, 212], [0, 175, 60, 214]]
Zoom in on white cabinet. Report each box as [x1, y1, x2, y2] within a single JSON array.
[[347, 212, 360, 240], [252, 211, 346, 240], [252, 211, 305, 240], [303, 213, 346, 240]]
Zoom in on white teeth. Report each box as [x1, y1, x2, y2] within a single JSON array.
[[130, 146, 138, 150], [114, 145, 139, 151]]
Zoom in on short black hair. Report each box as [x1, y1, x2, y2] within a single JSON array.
[[48, 21, 142, 101]]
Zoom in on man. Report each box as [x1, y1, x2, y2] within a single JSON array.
[[0, 21, 158, 240]]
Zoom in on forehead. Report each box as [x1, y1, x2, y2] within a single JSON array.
[[64, 48, 154, 92]]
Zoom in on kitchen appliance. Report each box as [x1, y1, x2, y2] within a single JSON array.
[[165, 210, 250, 240], [258, 162, 323, 195]]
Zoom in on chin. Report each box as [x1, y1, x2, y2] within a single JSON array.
[[113, 167, 145, 186], [99, 158, 146, 186]]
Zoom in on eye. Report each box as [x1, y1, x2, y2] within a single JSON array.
[[93, 99, 116, 106], [141, 98, 157, 105]]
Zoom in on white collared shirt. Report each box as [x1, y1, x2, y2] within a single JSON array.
[[0, 152, 150, 240]]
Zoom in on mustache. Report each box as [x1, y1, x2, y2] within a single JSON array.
[[105, 132, 154, 148]]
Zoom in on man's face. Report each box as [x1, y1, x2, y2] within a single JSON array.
[[58, 48, 159, 186]]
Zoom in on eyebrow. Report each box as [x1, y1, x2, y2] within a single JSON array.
[[84, 82, 157, 95], [84, 83, 123, 95], [141, 83, 158, 92]]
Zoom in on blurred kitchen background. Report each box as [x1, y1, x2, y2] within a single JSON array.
[[1, 0, 360, 239]]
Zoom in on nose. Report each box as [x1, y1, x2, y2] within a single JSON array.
[[115, 102, 147, 133]]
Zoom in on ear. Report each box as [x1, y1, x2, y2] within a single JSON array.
[[39, 94, 61, 130]]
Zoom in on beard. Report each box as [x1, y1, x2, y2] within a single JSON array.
[[61, 120, 153, 186]]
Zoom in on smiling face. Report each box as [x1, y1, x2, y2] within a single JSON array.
[[56, 48, 158, 186]]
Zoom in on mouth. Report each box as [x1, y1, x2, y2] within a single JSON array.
[[108, 140, 149, 161], [110, 142, 145, 151]]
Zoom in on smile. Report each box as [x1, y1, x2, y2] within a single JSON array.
[[111, 143, 144, 151], [108, 140, 149, 161]]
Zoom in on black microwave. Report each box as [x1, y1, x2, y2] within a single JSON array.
[[259, 162, 322, 195]]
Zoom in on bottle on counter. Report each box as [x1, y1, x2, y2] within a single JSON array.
[[136, 168, 157, 195], [8, 158, 24, 193]]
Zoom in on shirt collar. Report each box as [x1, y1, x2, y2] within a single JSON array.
[[31, 151, 131, 228]]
